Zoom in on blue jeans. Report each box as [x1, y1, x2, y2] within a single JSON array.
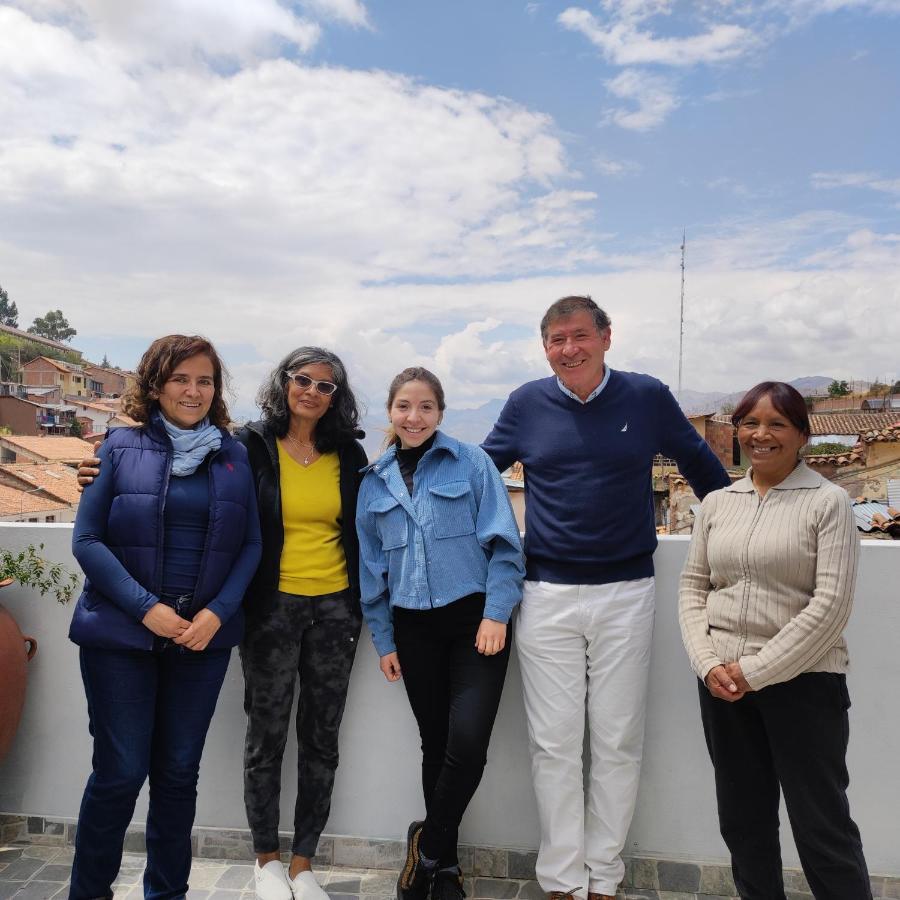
[[70, 646, 231, 900]]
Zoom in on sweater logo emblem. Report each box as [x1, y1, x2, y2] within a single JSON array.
[[620, 422, 628, 432], [226, 463, 234, 472]]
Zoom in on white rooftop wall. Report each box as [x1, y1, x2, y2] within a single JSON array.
[[1, 523, 897, 874]]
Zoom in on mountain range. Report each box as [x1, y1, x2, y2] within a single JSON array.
[[359, 376, 836, 457]]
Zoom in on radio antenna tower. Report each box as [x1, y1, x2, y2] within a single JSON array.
[[677, 230, 686, 402]]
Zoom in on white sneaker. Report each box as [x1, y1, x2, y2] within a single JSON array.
[[254, 860, 293, 900], [289, 869, 330, 900]]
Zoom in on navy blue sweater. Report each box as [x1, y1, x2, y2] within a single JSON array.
[[482, 371, 730, 584]]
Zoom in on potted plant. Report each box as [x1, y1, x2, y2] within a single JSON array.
[[0, 543, 80, 760]]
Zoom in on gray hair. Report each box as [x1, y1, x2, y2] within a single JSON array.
[[540, 295, 611, 343], [256, 346, 361, 451]]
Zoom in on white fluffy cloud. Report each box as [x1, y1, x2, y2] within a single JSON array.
[[0, 3, 597, 293], [1, 1, 898, 414], [602, 68, 679, 130], [558, 6, 756, 67]]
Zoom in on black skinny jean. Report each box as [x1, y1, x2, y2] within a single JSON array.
[[699, 673, 871, 900], [393, 593, 510, 868]]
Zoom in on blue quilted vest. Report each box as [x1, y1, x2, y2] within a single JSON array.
[[69, 417, 256, 650]]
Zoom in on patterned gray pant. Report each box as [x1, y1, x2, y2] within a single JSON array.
[[240, 589, 361, 857]]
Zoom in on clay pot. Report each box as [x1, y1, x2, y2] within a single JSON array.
[[0, 578, 39, 762]]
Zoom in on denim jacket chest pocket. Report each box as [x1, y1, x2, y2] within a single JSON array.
[[367, 494, 408, 550], [429, 481, 476, 539]]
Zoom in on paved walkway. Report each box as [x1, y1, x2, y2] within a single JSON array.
[[0, 841, 738, 900]]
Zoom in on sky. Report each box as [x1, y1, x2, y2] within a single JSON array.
[[1, 0, 898, 421]]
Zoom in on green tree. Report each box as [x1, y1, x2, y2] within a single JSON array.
[[827, 379, 850, 397], [28, 309, 76, 342], [867, 381, 889, 397], [0, 284, 19, 327], [100, 353, 111, 368], [892, 380, 900, 395], [69, 419, 83, 438]]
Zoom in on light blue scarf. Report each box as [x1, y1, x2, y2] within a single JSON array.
[[160, 414, 222, 476]]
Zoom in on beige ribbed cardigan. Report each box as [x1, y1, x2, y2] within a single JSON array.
[[678, 461, 859, 691]]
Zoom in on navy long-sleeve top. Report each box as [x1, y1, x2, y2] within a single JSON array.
[[72, 430, 261, 644], [482, 371, 731, 584]]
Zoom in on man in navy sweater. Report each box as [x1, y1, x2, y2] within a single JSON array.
[[482, 296, 729, 900]]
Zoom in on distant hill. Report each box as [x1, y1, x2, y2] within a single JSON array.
[[360, 398, 507, 459], [359, 376, 843, 458]]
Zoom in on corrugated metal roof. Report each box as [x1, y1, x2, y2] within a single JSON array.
[[852, 501, 900, 533], [889, 480, 900, 509]]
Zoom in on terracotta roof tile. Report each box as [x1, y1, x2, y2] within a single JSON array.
[[808, 411, 899, 435], [0, 463, 81, 504], [0, 482, 68, 516], [0, 435, 95, 463]]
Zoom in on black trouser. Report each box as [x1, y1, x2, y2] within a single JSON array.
[[240, 589, 361, 857], [698, 673, 871, 900], [393, 593, 511, 868]]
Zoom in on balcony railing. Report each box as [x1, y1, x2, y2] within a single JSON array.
[[1, 523, 897, 877]]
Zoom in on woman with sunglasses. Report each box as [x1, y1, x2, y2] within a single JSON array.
[[77, 346, 366, 900], [235, 348, 367, 900]]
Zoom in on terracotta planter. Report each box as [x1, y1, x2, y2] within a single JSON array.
[[0, 578, 38, 762]]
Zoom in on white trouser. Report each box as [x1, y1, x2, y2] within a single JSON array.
[[516, 578, 656, 897]]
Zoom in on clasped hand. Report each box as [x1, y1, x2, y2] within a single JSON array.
[[705, 662, 753, 702], [142, 603, 221, 652]]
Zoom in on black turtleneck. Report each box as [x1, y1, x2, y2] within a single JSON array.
[[395, 433, 437, 495]]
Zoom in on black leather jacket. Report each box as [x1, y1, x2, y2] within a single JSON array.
[[235, 419, 368, 619]]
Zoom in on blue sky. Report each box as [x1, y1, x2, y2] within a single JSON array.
[[1, 0, 898, 420]]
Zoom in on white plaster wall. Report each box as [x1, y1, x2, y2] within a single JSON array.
[[0, 523, 897, 875]]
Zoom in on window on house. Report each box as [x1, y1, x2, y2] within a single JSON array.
[[46, 516, 55, 523]]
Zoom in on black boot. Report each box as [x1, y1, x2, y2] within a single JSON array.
[[397, 821, 435, 900], [431, 867, 466, 900]]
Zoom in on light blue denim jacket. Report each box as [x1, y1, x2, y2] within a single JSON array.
[[356, 431, 525, 657]]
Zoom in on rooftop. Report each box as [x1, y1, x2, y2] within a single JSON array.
[[0, 435, 95, 464], [0, 462, 81, 504], [1, 525, 898, 891], [0, 482, 68, 516]]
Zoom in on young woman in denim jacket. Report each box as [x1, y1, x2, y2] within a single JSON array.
[[356, 367, 525, 900]]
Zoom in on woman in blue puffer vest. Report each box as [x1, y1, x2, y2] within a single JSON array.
[[68, 334, 262, 900]]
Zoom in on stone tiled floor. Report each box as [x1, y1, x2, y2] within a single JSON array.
[[0, 842, 740, 900]]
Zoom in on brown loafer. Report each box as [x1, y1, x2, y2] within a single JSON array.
[[548, 894, 578, 900], [587, 893, 615, 900]]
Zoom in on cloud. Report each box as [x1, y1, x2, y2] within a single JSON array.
[[2, 2, 898, 410], [0, 5, 599, 292], [558, 5, 757, 67], [301, 0, 369, 28], [705, 176, 753, 198], [594, 155, 642, 176], [2, 0, 323, 64], [811, 170, 900, 196], [602, 68, 679, 130]]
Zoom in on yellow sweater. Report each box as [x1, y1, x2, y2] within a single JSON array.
[[278, 443, 348, 596]]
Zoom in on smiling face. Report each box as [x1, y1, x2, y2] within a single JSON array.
[[389, 380, 442, 449], [157, 353, 216, 429], [285, 361, 335, 432], [737, 393, 808, 487], [543, 309, 611, 401]]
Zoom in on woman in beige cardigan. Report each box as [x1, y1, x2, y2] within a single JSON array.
[[678, 381, 871, 900]]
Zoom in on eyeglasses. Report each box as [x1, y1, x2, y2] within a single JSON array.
[[285, 371, 338, 396]]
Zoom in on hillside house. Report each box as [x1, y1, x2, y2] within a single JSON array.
[[19, 357, 100, 398]]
